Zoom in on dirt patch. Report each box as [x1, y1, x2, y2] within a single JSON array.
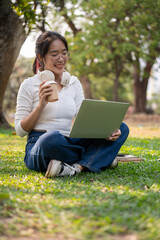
[[124, 113, 160, 138], [114, 234, 138, 240], [0, 233, 138, 240], [124, 113, 160, 127]]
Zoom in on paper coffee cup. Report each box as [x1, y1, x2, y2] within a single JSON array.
[[43, 80, 58, 102], [47, 82, 59, 102]]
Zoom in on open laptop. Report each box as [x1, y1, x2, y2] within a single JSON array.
[[69, 99, 129, 139]]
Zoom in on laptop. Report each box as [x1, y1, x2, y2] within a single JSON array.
[[69, 99, 129, 139]]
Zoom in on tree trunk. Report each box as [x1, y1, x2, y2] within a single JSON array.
[[80, 76, 93, 99], [113, 74, 119, 101], [0, 0, 27, 128], [133, 61, 153, 113], [113, 58, 122, 101]]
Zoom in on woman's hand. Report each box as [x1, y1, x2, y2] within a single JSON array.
[[38, 81, 53, 109], [107, 129, 121, 141]]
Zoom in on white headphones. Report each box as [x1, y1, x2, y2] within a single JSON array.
[[39, 70, 70, 86]]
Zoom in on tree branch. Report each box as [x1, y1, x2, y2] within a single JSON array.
[[51, 0, 81, 36]]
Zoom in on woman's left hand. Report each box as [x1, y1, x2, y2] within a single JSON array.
[[106, 129, 121, 141]]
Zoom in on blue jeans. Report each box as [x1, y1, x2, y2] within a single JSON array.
[[24, 122, 129, 173]]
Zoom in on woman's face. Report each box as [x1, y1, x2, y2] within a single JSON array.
[[43, 39, 68, 78]]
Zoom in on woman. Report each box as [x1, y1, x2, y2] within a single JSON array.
[[15, 31, 129, 178]]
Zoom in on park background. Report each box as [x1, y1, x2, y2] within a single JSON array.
[[0, 1, 160, 240], [1, 0, 160, 126]]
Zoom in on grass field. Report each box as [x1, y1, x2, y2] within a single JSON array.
[[0, 124, 160, 240]]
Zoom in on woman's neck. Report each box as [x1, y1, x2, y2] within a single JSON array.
[[54, 73, 62, 84]]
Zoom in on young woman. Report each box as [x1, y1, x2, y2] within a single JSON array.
[[15, 31, 129, 177]]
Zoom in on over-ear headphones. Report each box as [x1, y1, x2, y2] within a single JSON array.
[[39, 70, 70, 86]]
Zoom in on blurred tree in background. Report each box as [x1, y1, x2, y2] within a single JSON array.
[[2, 0, 160, 128], [4, 57, 33, 114], [0, 0, 50, 128], [64, 0, 160, 112]]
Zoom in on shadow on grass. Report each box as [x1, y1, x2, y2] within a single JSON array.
[[0, 134, 160, 239], [0, 157, 160, 190], [0, 128, 15, 135], [0, 170, 160, 239]]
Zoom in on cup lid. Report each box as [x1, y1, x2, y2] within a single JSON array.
[[44, 80, 57, 85]]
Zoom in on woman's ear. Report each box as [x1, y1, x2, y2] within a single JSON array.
[[37, 54, 44, 65]]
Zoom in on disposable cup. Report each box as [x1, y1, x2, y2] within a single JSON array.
[[48, 82, 59, 102], [44, 81, 58, 102]]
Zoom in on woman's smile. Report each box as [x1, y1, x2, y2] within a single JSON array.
[[54, 63, 64, 69]]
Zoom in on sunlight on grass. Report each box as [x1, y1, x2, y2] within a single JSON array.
[[129, 126, 160, 138], [0, 126, 160, 240]]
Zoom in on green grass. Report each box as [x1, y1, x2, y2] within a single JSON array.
[[0, 129, 160, 240]]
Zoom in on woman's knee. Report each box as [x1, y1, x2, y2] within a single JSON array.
[[37, 131, 65, 150], [120, 122, 129, 138]]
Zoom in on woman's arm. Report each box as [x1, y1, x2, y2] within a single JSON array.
[[15, 80, 53, 136], [20, 104, 44, 132], [21, 81, 54, 132], [74, 78, 85, 115]]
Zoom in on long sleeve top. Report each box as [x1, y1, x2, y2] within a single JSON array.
[[15, 73, 84, 137]]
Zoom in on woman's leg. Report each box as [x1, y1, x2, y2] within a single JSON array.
[[45, 122, 129, 175], [76, 122, 129, 173], [24, 130, 85, 172], [25, 122, 129, 174]]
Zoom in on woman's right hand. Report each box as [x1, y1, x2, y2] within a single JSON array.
[[38, 81, 53, 109]]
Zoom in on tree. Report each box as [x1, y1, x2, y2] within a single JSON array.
[[1, 0, 159, 129], [59, 0, 134, 101], [125, 0, 160, 112], [56, 0, 160, 112], [0, 0, 26, 128], [4, 57, 34, 113], [89, 0, 160, 112], [0, 0, 49, 128]]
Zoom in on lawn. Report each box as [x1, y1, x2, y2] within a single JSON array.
[[0, 125, 160, 240]]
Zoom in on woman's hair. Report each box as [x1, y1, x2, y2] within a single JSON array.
[[33, 31, 69, 74]]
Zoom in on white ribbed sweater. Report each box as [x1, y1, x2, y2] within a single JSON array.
[[15, 73, 84, 137]]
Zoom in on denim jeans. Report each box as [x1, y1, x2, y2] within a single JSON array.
[[24, 122, 129, 173]]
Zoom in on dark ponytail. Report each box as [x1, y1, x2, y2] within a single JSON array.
[[33, 58, 43, 74], [33, 58, 37, 74]]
